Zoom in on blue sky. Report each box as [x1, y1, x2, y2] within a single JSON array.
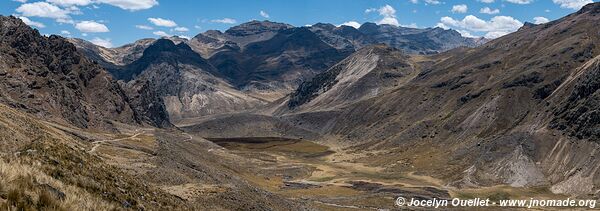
[[2, 0, 598, 47]]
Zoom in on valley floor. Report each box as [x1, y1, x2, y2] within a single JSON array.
[[87, 123, 568, 210]]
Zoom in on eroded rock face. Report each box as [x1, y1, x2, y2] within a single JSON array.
[[0, 16, 140, 129], [551, 61, 600, 140], [287, 45, 414, 111]]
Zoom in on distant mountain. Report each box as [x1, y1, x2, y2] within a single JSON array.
[[309, 22, 488, 54], [0, 16, 143, 129]]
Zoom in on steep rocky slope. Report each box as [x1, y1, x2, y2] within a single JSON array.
[[0, 16, 141, 130], [285, 44, 417, 112], [113, 39, 265, 123]]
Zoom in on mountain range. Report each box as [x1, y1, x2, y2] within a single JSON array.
[[69, 20, 486, 124]]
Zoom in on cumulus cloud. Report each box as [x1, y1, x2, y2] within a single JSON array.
[[153, 30, 170, 37], [339, 21, 361, 29], [505, 0, 534, 4], [18, 16, 45, 28], [211, 18, 237, 24], [90, 37, 112, 48], [75, 20, 109, 32], [533, 16, 550, 24], [480, 7, 500, 14], [148, 18, 177, 27], [260, 10, 269, 18], [553, 0, 593, 9], [366, 5, 400, 26], [438, 15, 523, 39], [95, 0, 158, 11], [135, 25, 153, 30], [452, 4, 468, 13], [173, 27, 189, 32], [60, 30, 71, 35], [16, 2, 70, 19]]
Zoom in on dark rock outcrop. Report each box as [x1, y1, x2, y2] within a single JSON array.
[[0, 15, 141, 129]]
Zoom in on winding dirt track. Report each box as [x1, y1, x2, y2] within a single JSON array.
[[89, 131, 144, 153]]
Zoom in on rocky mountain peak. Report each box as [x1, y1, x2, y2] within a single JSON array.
[[519, 22, 537, 31], [577, 2, 600, 15], [311, 23, 337, 30], [112, 38, 214, 81], [225, 20, 294, 36], [0, 15, 142, 129], [357, 22, 380, 35]]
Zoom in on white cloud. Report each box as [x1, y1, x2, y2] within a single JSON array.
[[148, 18, 177, 27], [13, 0, 28, 3], [452, 4, 468, 13], [366, 5, 400, 26], [480, 7, 500, 14], [552, 0, 593, 9], [409, 0, 418, 3], [75, 20, 109, 32], [90, 37, 112, 48], [211, 18, 237, 24], [339, 21, 361, 28], [402, 23, 418, 28], [533, 16, 550, 24], [439, 15, 523, 39], [46, 0, 91, 7], [457, 29, 476, 38], [44, 0, 158, 11], [479, 0, 495, 3], [16, 2, 70, 19], [173, 27, 189, 32], [60, 30, 71, 35], [135, 25, 153, 30], [505, 0, 534, 4], [424, 0, 442, 5], [153, 30, 170, 37], [260, 10, 269, 18], [435, 22, 449, 29], [95, 0, 158, 11], [18, 16, 45, 28]]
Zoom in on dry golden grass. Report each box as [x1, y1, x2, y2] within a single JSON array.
[[0, 159, 116, 211]]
